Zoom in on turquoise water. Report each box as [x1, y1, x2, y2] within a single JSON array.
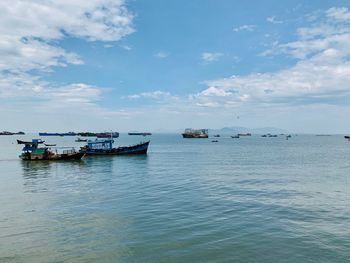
[[0, 134, 349, 262]]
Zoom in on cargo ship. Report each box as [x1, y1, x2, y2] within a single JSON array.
[[182, 129, 208, 138], [96, 132, 119, 138], [0, 131, 25, 135], [39, 132, 77, 136], [128, 132, 152, 136]]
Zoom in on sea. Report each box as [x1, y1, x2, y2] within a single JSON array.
[[0, 134, 349, 263]]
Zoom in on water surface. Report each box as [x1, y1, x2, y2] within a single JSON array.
[[0, 134, 349, 262]]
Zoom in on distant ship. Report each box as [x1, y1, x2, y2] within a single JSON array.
[[96, 132, 119, 138], [128, 132, 152, 136], [0, 131, 25, 135], [182, 129, 208, 138], [238, 133, 251, 136], [39, 132, 77, 136]]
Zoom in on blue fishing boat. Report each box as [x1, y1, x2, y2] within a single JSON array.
[[82, 139, 149, 155]]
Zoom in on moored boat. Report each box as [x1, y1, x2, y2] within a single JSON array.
[[18, 139, 84, 161], [81, 139, 149, 155], [182, 128, 208, 138], [231, 135, 240, 138]]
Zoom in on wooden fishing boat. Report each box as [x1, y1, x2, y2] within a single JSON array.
[[18, 139, 85, 161], [81, 139, 149, 156]]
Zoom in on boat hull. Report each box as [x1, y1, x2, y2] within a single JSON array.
[[182, 134, 208, 138], [84, 141, 149, 156], [20, 151, 85, 161]]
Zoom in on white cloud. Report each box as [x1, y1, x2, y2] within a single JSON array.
[[201, 52, 223, 62], [154, 51, 169, 58], [326, 7, 350, 22], [266, 16, 283, 24], [194, 7, 350, 108], [124, 91, 172, 100], [120, 44, 132, 51], [0, 0, 134, 111], [233, 24, 256, 32]]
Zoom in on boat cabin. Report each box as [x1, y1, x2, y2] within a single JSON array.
[[87, 139, 114, 150]]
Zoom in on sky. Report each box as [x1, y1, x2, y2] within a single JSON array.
[[1, 0, 350, 133]]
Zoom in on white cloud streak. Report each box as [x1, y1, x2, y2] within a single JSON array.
[[233, 24, 256, 32], [201, 52, 223, 62]]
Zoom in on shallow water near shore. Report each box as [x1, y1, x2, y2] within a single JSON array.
[[0, 134, 350, 262]]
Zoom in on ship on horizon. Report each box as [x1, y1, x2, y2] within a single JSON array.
[[182, 128, 208, 138]]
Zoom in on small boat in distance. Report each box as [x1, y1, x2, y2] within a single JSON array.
[[213, 134, 220, 137], [238, 133, 251, 136], [75, 138, 88, 142], [17, 139, 84, 161], [96, 132, 119, 138], [231, 135, 240, 139], [182, 129, 208, 138], [211, 140, 218, 142], [81, 139, 149, 155], [344, 135, 350, 139], [128, 132, 152, 136]]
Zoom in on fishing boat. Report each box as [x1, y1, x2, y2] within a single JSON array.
[[17, 139, 85, 161], [182, 129, 208, 138], [81, 139, 149, 155], [231, 135, 240, 139], [96, 132, 119, 138]]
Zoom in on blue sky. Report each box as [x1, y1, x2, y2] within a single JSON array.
[[1, 0, 350, 133]]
